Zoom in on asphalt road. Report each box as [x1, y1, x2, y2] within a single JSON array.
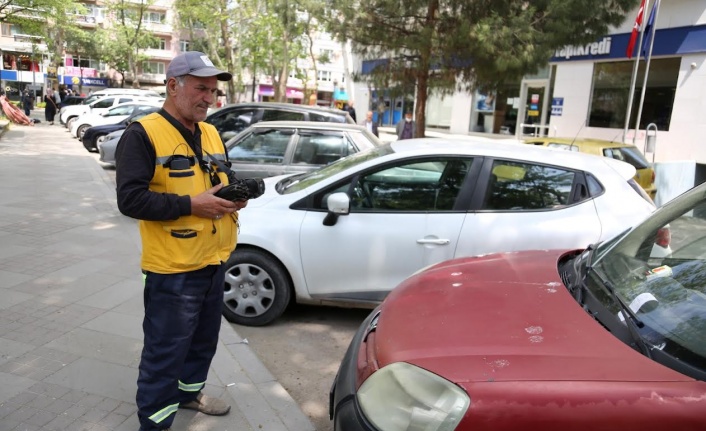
[[234, 305, 370, 431]]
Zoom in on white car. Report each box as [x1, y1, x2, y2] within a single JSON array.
[[70, 101, 164, 139], [222, 138, 657, 326], [60, 95, 162, 130]]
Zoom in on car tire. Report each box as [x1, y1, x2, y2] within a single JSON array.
[[222, 248, 291, 326], [66, 117, 77, 130], [77, 124, 90, 140], [92, 134, 107, 152]]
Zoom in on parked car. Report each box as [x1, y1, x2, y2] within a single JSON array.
[[224, 121, 383, 178], [206, 102, 354, 143], [70, 100, 163, 140], [97, 130, 125, 165], [222, 138, 657, 326], [330, 181, 706, 431], [82, 106, 160, 152], [60, 94, 162, 129], [59, 96, 86, 109], [59, 89, 160, 124], [523, 137, 657, 200]]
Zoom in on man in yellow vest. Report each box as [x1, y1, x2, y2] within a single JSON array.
[[115, 51, 245, 431]]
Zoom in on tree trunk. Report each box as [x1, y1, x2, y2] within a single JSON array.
[[276, 29, 289, 103], [129, 55, 140, 88]]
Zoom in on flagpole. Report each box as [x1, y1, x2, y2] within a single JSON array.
[[633, 0, 661, 145], [622, 0, 649, 143]]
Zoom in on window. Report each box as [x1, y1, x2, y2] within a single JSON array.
[[142, 11, 165, 24], [319, 49, 333, 63], [322, 158, 472, 211], [208, 108, 258, 141], [92, 98, 115, 109], [602, 146, 649, 170], [1, 23, 18, 36], [227, 130, 291, 165], [105, 105, 135, 116], [142, 61, 165, 74], [148, 38, 167, 50], [293, 132, 353, 165], [317, 70, 332, 82], [179, 40, 190, 52], [483, 160, 576, 210], [262, 110, 305, 122], [589, 58, 679, 131]]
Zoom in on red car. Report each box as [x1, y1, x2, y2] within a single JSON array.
[[330, 182, 706, 430]]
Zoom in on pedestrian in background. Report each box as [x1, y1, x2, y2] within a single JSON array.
[[43, 89, 57, 125], [115, 51, 244, 431], [362, 110, 379, 137], [376, 97, 386, 126], [346, 101, 357, 123], [396, 111, 416, 140], [21, 90, 33, 116]]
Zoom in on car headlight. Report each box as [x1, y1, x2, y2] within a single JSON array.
[[357, 362, 470, 431]]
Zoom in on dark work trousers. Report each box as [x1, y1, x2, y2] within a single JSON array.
[[136, 264, 225, 431]]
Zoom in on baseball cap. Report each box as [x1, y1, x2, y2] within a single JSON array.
[[166, 51, 232, 81]]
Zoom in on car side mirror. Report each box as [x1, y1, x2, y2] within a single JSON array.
[[323, 192, 350, 226]]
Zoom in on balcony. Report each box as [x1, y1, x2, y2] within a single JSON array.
[[123, 71, 166, 85]]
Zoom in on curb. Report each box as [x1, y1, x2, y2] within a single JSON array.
[[0, 120, 9, 139]]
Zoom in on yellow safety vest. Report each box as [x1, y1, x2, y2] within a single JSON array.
[[138, 113, 237, 274]]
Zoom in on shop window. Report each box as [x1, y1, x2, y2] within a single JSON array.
[[588, 58, 679, 131]]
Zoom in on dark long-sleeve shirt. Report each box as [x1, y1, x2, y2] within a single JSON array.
[[115, 109, 223, 221]]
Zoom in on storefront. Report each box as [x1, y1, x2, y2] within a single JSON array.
[[549, 3, 706, 203], [1, 51, 43, 101], [258, 84, 304, 104]]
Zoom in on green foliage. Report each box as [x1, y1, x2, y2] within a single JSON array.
[[324, 0, 639, 134]]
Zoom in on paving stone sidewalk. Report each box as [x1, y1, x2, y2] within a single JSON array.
[[0, 120, 315, 431]]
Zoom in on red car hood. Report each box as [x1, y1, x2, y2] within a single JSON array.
[[375, 250, 692, 384]]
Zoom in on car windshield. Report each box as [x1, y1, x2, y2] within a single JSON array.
[[589, 185, 706, 377], [278, 145, 395, 194]]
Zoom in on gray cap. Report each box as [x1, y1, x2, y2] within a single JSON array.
[[166, 51, 232, 81]]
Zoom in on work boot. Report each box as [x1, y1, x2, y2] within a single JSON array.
[[180, 393, 231, 416]]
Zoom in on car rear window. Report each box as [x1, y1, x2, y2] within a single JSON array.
[[483, 160, 576, 210], [309, 112, 346, 123], [262, 109, 305, 122], [603, 147, 649, 170]]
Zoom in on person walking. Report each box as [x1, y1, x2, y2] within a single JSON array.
[[362, 110, 379, 137], [21, 90, 33, 117], [395, 111, 416, 140], [376, 97, 386, 126], [115, 51, 245, 431], [43, 89, 58, 125]]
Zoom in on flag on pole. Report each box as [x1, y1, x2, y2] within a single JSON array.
[[642, 0, 660, 57], [626, 0, 647, 59]]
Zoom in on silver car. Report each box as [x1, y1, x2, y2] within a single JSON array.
[[99, 121, 383, 174], [224, 121, 383, 178]]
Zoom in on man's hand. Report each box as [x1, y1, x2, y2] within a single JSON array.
[[190, 184, 246, 219]]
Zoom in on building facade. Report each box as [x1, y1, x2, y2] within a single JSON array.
[[354, 0, 706, 203]]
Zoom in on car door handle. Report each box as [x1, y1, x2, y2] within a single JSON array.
[[416, 239, 450, 245]]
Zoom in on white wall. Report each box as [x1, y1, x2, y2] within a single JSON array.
[[547, 62, 594, 138]]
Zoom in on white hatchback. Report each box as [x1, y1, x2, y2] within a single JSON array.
[[60, 95, 161, 130], [69, 101, 164, 139], [222, 139, 658, 326]]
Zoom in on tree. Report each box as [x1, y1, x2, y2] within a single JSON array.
[[325, 0, 640, 137], [104, 0, 157, 88], [64, 27, 100, 94]]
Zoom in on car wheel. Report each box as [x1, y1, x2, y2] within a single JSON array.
[[77, 124, 90, 140], [93, 134, 107, 152], [66, 117, 77, 130], [222, 248, 291, 326]]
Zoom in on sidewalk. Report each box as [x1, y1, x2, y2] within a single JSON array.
[[0, 120, 315, 431]]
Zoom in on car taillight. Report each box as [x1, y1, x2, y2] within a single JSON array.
[[656, 227, 671, 248]]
